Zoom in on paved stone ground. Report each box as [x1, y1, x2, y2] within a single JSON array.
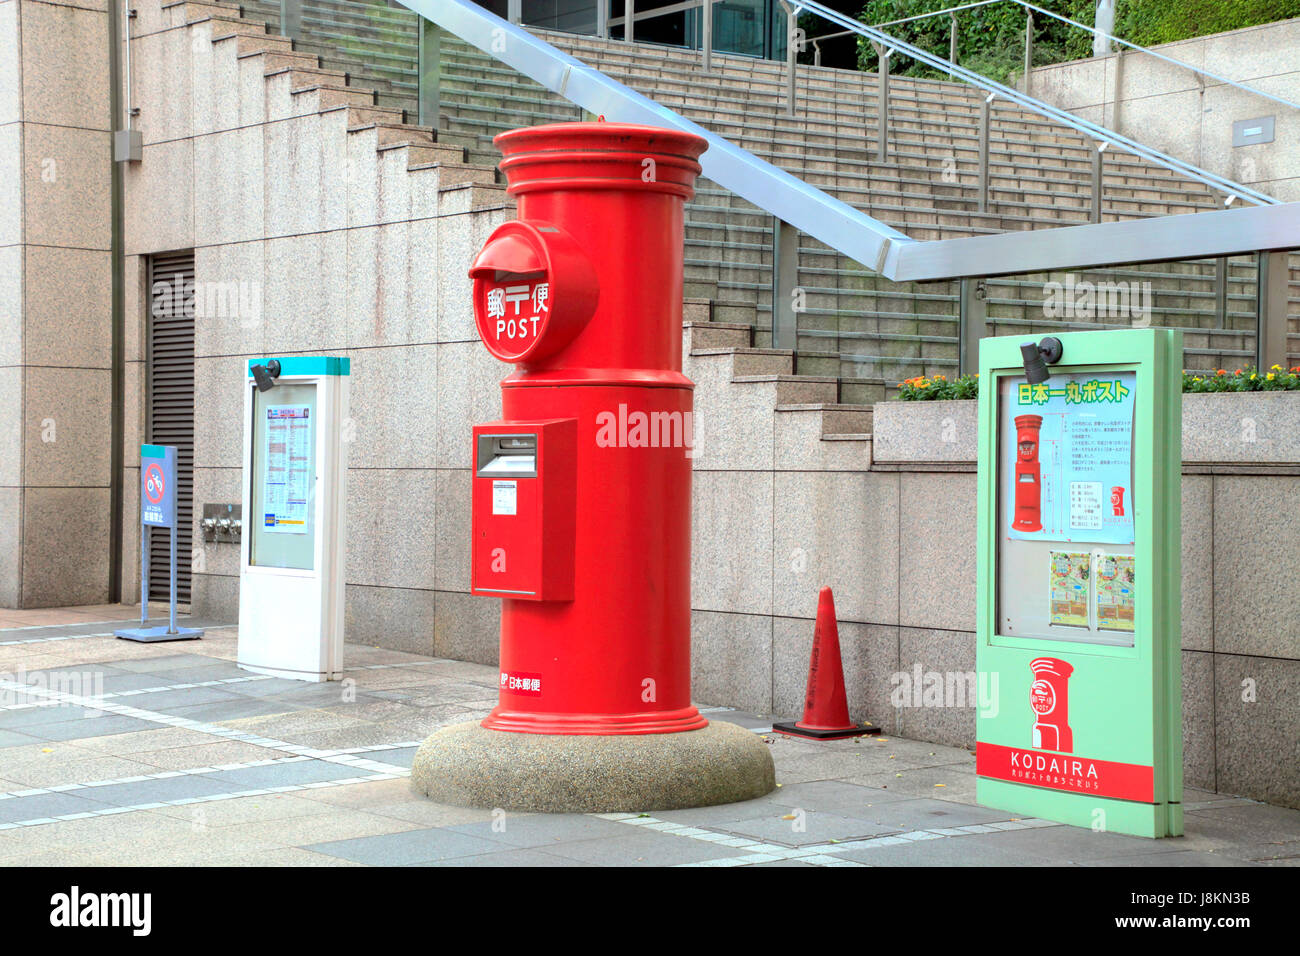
[[1, 608, 1297, 867]]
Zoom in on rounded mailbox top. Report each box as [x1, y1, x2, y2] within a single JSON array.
[[493, 121, 708, 200]]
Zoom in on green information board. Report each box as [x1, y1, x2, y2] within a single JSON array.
[[975, 329, 1183, 838]]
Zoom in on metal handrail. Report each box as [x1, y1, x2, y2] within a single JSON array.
[[795, 0, 1277, 207], [402, 0, 1299, 371]]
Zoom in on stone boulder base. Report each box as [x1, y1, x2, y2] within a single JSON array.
[[411, 720, 776, 813]]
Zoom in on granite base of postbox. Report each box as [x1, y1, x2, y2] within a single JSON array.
[[410, 719, 776, 812]]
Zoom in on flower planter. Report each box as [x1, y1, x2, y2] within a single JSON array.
[[874, 393, 1300, 467]]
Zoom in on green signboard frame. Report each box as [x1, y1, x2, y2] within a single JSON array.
[[975, 329, 1183, 838]]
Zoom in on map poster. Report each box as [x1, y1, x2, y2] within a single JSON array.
[[1096, 553, 1137, 632], [1002, 370, 1137, 545], [262, 404, 312, 534], [1048, 551, 1091, 628]]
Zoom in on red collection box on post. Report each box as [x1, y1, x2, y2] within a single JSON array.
[[468, 120, 709, 736]]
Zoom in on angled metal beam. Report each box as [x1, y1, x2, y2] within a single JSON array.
[[395, 0, 1299, 288], [891, 203, 1300, 283]]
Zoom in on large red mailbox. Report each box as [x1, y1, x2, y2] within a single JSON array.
[[469, 121, 709, 736]]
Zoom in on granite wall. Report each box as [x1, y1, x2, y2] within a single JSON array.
[[0, 0, 115, 608], [121, 1, 513, 660], [1023, 17, 1300, 202]]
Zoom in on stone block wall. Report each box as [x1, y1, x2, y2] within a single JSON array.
[[0, 0, 115, 607]]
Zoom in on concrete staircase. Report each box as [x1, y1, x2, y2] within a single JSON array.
[[231, 0, 1298, 392]]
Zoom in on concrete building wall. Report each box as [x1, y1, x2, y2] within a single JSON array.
[[0, 0, 115, 608], [122, 1, 513, 656], [1024, 17, 1300, 201]]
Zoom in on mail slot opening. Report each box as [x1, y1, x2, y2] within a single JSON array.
[[476, 434, 537, 478]]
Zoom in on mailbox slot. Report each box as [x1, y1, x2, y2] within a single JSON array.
[[475, 434, 538, 479], [471, 419, 576, 602]]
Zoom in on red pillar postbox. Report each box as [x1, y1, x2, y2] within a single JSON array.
[[1029, 657, 1074, 753], [468, 121, 709, 736], [1012, 414, 1044, 533]]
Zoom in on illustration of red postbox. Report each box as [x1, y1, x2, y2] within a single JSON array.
[[1030, 657, 1074, 753], [1111, 485, 1125, 517], [468, 121, 708, 736], [1012, 414, 1044, 532]]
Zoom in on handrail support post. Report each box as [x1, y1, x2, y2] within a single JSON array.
[[701, 0, 712, 72], [1256, 251, 1289, 372], [279, 0, 300, 39], [1023, 10, 1033, 96], [417, 17, 441, 129], [873, 40, 889, 162], [1090, 143, 1103, 223], [977, 96, 989, 213], [959, 278, 988, 377], [772, 218, 800, 351], [948, 12, 957, 78], [781, 1, 797, 118]]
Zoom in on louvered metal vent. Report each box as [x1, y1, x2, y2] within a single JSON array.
[[146, 251, 196, 604]]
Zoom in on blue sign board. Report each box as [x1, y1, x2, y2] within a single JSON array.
[[140, 444, 177, 528]]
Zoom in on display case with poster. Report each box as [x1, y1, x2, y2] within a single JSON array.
[[237, 357, 350, 682], [975, 329, 1183, 838]]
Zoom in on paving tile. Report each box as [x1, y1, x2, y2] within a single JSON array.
[[54, 726, 218, 754], [842, 766, 980, 803], [30, 716, 161, 742], [0, 750, 162, 790], [446, 813, 632, 849], [307, 827, 505, 865], [0, 789, 114, 823], [231, 807, 421, 847], [122, 740, 283, 771], [955, 825, 1186, 862], [193, 846, 367, 866], [98, 672, 190, 693], [712, 809, 902, 847], [829, 832, 1069, 866], [75, 773, 241, 807], [365, 746, 417, 770], [0, 705, 106, 730], [1078, 850, 1257, 867], [650, 796, 793, 827], [408, 847, 590, 867], [839, 797, 1022, 831], [541, 829, 745, 867], [767, 779, 916, 813], [110, 654, 216, 674], [200, 760, 367, 790], [149, 792, 335, 828], [121, 686, 246, 710], [0, 729, 46, 749], [165, 698, 294, 723]]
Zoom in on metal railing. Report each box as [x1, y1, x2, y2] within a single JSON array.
[[794, 0, 1277, 208], [392, 0, 1298, 373], [474, 0, 1282, 213]]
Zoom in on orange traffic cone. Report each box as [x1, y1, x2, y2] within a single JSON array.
[[773, 587, 880, 740]]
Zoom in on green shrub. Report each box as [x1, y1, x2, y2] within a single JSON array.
[[895, 365, 1300, 399]]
